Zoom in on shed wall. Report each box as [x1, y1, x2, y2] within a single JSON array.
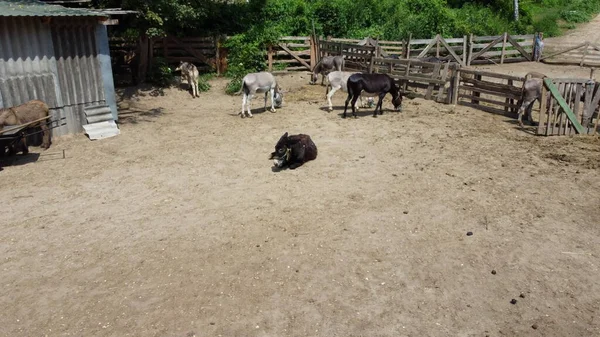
[[0, 16, 109, 137]]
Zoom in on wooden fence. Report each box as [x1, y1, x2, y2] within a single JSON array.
[[540, 41, 600, 67], [537, 78, 600, 136], [370, 57, 456, 103], [153, 36, 218, 72], [265, 32, 537, 72], [454, 68, 525, 116], [467, 33, 535, 65]]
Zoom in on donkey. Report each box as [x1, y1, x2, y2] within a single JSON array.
[[343, 73, 403, 118], [325, 71, 377, 112], [310, 56, 344, 86], [269, 132, 317, 170], [0, 100, 51, 150], [517, 72, 549, 127], [175, 61, 200, 98], [240, 72, 283, 118]]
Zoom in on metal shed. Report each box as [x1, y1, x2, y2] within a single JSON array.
[[0, 0, 117, 137]]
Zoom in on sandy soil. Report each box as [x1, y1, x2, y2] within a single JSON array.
[[2, 19, 600, 336]]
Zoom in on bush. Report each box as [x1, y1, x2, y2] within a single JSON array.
[[225, 77, 243, 95], [147, 57, 174, 87], [533, 12, 562, 37], [197, 73, 215, 93]]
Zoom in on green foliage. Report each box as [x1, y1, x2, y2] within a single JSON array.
[[147, 57, 174, 87], [533, 12, 561, 37], [225, 78, 243, 96], [197, 73, 215, 93]]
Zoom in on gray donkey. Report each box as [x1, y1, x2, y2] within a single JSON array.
[[310, 55, 344, 86], [175, 61, 200, 98]]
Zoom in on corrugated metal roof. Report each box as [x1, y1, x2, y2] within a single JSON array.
[[0, 0, 107, 17]]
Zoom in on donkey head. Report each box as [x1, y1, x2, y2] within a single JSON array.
[[174, 61, 186, 72], [269, 132, 292, 168]]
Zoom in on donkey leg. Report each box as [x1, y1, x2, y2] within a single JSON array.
[[374, 94, 385, 117], [327, 86, 338, 112], [247, 94, 254, 118], [351, 95, 359, 118], [40, 122, 50, 149], [270, 89, 276, 113], [343, 92, 352, 118]]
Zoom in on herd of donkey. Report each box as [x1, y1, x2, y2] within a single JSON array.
[[0, 54, 597, 170]]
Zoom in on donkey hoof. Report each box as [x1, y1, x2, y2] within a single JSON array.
[[270, 109, 276, 113]]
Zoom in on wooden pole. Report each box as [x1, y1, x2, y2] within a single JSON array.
[[451, 65, 460, 105], [468, 34, 474, 66], [436, 34, 440, 58], [268, 44, 273, 72], [538, 82, 548, 135], [462, 35, 467, 65], [500, 32, 508, 64], [215, 36, 220, 76]]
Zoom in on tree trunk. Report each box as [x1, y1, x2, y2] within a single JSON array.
[[514, 0, 519, 21]]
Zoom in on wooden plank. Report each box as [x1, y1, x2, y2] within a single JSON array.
[[584, 81, 600, 127], [469, 35, 507, 64], [437, 62, 450, 102], [280, 36, 310, 40], [506, 34, 533, 60], [539, 42, 588, 61], [438, 36, 466, 66], [458, 101, 509, 115], [459, 68, 524, 81], [458, 93, 521, 109], [417, 37, 438, 58], [538, 82, 548, 135], [451, 67, 460, 104], [573, 83, 583, 123], [544, 78, 585, 134], [459, 85, 521, 100], [167, 36, 213, 67], [425, 62, 441, 99], [278, 43, 311, 70], [500, 32, 508, 64]]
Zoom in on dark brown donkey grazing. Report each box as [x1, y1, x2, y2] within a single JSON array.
[[0, 100, 51, 151], [269, 132, 318, 170], [343, 73, 403, 118]]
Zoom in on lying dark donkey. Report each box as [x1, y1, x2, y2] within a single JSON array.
[[343, 73, 403, 118], [269, 132, 318, 170]]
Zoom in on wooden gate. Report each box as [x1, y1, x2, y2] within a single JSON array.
[[537, 78, 600, 136], [318, 40, 376, 71], [540, 41, 600, 67], [406, 34, 467, 66], [468, 33, 534, 65]]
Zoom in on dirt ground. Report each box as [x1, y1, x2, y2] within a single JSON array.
[[2, 36, 600, 337]]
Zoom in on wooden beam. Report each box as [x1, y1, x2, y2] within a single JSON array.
[[539, 42, 588, 61], [278, 43, 311, 70], [469, 35, 504, 63], [438, 36, 466, 66], [506, 34, 532, 61], [168, 36, 213, 69], [544, 78, 585, 134], [417, 38, 437, 58]]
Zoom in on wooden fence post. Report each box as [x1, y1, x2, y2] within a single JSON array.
[[500, 32, 508, 64], [309, 35, 316, 70], [462, 35, 467, 65], [436, 34, 440, 58], [537, 82, 548, 135], [406, 33, 412, 59], [451, 65, 460, 105], [468, 34, 473, 66], [215, 36, 220, 75], [137, 34, 149, 83], [268, 44, 273, 72]]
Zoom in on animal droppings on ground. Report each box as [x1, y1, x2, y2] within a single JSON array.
[[403, 211, 409, 214], [466, 231, 473, 236], [532, 324, 539, 330], [519, 293, 526, 298], [510, 299, 518, 304], [491, 270, 497, 275]]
